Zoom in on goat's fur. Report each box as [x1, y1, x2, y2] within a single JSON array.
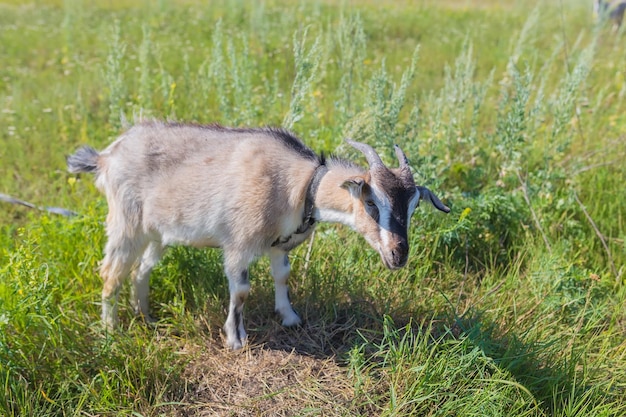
[[67, 121, 449, 349]]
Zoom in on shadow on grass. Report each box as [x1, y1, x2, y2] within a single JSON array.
[[248, 299, 383, 358], [452, 309, 606, 414], [151, 248, 611, 415], [244, 302, 603, 414], [155, 246, 388, 358]]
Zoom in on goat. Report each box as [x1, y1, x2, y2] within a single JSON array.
[[67, 121, 450, 350], [594, 0, 626, 29]]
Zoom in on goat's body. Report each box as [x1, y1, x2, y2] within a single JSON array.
[[96, 122, 318, 254], [68, 120, 448, 349]]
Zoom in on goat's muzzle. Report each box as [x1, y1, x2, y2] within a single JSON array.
[[380, 241, 409, 270]]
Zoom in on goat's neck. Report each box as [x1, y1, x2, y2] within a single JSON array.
[[312, 165, 362, 229]]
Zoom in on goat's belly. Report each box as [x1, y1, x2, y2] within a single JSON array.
[[159, 228, 222, 248], [187, 238, 221, 248]]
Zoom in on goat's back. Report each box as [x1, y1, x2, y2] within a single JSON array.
[[95, 121, 321, 251]]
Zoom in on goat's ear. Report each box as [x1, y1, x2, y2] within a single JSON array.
[[341, 176, 365, 197], [417, 186, 450, 213]]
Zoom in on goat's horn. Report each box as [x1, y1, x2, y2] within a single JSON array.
[[345, 138, 383, 167], [394, 144, 410, 169]]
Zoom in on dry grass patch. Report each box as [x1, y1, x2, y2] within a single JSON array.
[[168, 343, 354, 416], [160, 309, 372, 415]]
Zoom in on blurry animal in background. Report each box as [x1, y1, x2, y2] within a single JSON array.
[[594, 0, 626, 30]]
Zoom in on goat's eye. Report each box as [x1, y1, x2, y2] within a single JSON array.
[[365, 199, 379, 222]]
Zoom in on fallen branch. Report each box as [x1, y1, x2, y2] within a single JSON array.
[[0, 193, 77, 218]]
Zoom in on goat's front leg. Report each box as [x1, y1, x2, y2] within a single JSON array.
[[270, 249, 301, 326], [223, 255, 251, 350]]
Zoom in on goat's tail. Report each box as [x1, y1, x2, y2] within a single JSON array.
[[67, 146, 100, 174]]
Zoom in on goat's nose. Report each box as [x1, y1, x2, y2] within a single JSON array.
[[391, 244, 409, 267]]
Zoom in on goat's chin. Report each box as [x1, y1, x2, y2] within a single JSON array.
[[380, 254, 405, 270], [388, 262, 406, 270]]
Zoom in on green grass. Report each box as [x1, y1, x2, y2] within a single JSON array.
[[1, 0, 625, 415]]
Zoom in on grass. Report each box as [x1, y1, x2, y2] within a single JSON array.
[[1, 0, 625, 415]]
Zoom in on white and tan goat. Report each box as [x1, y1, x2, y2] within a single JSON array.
[[67, 121, 450, 350]]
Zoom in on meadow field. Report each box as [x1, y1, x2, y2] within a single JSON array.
[[1, 0, 625, 415]]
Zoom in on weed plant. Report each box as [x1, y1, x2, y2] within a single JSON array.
[[0, 0, 624, 415]]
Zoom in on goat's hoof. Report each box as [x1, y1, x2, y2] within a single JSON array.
[[141, 313, 158, 326], [281, 312, 302, 327], [224, 325, 248, 350], [226, 336, 247, 351]]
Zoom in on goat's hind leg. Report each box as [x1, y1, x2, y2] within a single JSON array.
[[130, 241, 164, 324], [270, 249, 301, 326], [100, 235, 147, 331]]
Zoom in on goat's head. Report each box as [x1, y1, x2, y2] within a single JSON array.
[[342, 139, 450, 269]]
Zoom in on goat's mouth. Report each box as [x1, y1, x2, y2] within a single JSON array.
[[379, 252, 406, 270]]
